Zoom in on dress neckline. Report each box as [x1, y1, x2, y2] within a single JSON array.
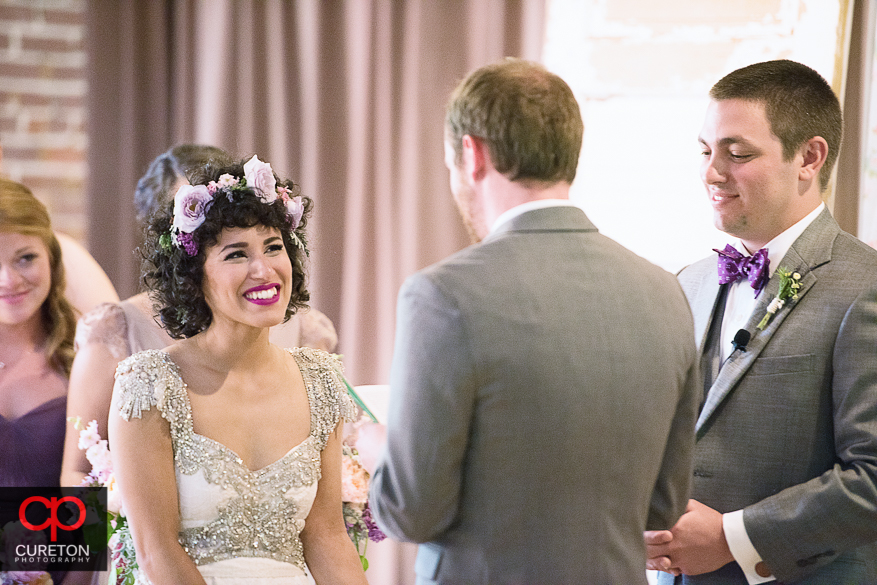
[[161, 348, 314, 474], [0, 394, 66, 423]]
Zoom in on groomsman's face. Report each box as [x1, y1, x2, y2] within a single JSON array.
[[698, 98, 804, 251]]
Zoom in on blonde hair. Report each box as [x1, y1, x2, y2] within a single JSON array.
[[0, 178, 77, 376]]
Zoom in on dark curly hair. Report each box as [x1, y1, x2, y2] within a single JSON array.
[[142, 158, 313, 339]]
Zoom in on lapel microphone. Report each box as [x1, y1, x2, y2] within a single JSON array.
[[720, 329, 751, 371], [731, 329, 751, 353]]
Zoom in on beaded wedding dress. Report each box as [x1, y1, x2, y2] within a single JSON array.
[[113, 347, 356, 584]]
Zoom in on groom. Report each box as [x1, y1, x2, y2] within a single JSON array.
[[646, 59, 877, 584], [367, 58, 700, 584]]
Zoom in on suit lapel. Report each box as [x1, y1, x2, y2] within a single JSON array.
[[695, 209, 837, 434]]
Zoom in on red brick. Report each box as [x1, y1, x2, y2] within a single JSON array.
[[22, 36, 84, 53], [44, 9, 84, 27], [0, 62, 84, 81], [0, 5, 37, 20], [3, 147, 85, 164]]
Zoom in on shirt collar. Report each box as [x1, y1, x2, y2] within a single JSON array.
[[489, 199, 579, 235], [731, 202, 824, 277]]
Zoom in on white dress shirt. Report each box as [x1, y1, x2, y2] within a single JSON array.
[[489, 199, 581, 235]]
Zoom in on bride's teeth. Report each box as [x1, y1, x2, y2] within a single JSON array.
[[247, 288, 277, 300]]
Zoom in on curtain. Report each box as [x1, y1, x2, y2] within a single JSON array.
[[834, 0, 875, 234], [86, 0, 545, 387]]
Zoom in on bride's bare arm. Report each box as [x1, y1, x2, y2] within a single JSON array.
[[301, 422, 369, 584], [108, 385, 206, 585]]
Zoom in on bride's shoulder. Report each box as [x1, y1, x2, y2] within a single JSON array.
[[285, 347, 357, 434], [114, 350, 183, 421], [286, 346, 343, 370]]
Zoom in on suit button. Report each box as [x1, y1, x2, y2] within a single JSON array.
[[755, 562, 772, 577]]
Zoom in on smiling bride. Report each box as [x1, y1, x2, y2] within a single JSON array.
[[108, 156, 367, 585]]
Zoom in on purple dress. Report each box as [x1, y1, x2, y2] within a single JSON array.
[[0, 395, 67, 487]]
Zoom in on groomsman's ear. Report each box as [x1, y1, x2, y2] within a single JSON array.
[[798, 136, 828, 182]]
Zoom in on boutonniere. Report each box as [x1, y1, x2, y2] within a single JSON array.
[[756, 267, 801, 330]]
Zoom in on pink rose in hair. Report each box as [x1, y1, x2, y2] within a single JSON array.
[[172, 184, 214, 233], [244, 155, 277, 203], [286, 196, 304, 230]]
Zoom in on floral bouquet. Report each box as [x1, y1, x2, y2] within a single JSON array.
[[70, 419, 144, 585], [341, 417, 385, 571], [0, 519, 52, 584], [0, 572, 52, 585]]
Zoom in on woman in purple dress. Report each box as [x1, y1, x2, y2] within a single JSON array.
[[0, 177, 76, 486]]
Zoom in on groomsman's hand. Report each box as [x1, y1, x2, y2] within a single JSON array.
[[355, 421, 387, 476], [647, 499, 734, 576]]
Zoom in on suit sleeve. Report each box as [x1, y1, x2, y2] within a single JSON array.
[[647, 356, 699, 530], [744, 281, 877, 582], [369, 272, 476, 542]]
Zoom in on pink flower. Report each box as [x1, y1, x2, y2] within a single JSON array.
[[341, 448, 370, 504], [244, 155, 277, 203], [78, 420, 101, 450], [172, 184, 214, 233], [286, 196, 304, 230]]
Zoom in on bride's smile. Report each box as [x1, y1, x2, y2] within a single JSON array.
[[201, 225, 292, 329]]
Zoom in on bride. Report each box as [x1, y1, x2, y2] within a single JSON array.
[[108, 156, 368, 584]]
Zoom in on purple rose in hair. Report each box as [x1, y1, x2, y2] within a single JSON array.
[[172, 184, 214, 233], [244, 155, 278, 203]]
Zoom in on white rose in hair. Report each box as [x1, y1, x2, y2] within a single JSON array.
[[244, 155, 278, 203]]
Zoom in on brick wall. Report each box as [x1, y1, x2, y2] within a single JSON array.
[[0, 0, 87, 242]]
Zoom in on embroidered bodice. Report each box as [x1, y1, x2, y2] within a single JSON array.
[[114, 347, 355, 572]]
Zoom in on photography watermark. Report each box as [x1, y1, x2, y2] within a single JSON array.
[[0, 487, 107, 573]]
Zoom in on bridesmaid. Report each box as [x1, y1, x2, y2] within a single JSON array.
[[0, 177, 77, 487]]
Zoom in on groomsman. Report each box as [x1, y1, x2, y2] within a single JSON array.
[[646, 59, 877, 584], [367, 58, 700, 585]]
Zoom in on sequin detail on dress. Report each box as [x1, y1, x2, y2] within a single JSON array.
[[114, 347, 356, 570]]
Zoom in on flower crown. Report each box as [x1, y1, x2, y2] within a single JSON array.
[[164, 155, 306, 256]]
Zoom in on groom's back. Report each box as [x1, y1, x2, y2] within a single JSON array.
[[375, 209, 699, 585]]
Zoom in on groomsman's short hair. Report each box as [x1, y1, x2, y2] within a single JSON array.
[[710, 59, 842, 192], [445, 58, 583, 185]]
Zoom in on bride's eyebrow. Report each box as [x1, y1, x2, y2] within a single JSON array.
[[219, 242, 249, 253]]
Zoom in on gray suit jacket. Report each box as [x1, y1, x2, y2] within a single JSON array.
[[665, 209, 877, 584], [370, 206, 700, 585]]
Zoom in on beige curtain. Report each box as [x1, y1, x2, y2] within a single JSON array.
[[86, 0, 545, 386], [835, 0, 875, 234]]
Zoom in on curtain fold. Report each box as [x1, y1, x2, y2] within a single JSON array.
[[834, 0, 875, 234], [86, 0, 544, 386]]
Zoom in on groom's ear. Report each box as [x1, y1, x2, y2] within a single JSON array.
[[461, 134, 489, 182]]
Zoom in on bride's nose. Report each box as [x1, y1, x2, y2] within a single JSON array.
[[248, 255, 274, 279]]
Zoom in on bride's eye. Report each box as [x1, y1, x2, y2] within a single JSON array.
[[223, 250, 247, 261]]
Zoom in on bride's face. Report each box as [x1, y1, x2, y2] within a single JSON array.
[[201, 225, 292, 330], [0, 232, 52, 330]]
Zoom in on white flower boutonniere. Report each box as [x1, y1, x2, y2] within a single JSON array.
[[757, 267, 801, 330]]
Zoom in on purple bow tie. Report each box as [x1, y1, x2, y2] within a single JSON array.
[[714, 244, 770, 297]]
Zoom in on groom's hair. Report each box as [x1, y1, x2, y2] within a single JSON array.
[[444, 58, 583, 185]]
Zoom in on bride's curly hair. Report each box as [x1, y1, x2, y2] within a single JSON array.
[[142, 158, 313, 339]]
